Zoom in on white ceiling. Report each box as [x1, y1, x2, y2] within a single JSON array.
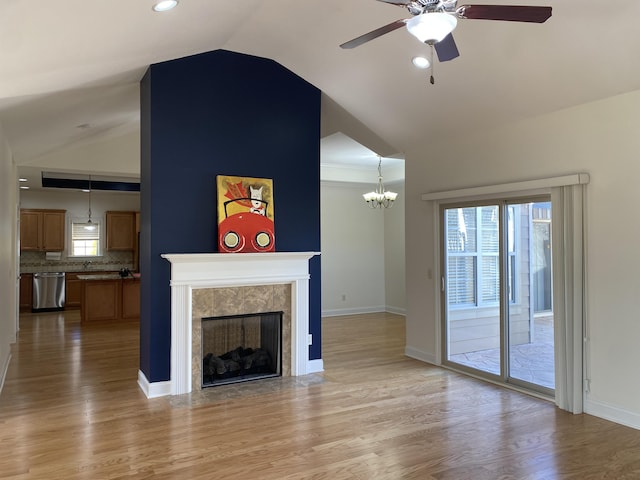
[[3, 0, 640, 187]]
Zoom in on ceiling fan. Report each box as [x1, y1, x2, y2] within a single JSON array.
[[340, 0, 552, 63]]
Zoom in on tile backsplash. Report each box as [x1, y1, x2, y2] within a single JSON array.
[[20, 250, 134, 273]]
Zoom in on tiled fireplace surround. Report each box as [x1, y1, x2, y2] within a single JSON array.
[[192, 284, 292, 389], [140, 252, 320, 397]]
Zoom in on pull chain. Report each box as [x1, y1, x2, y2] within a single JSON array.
[[429, 44, 435, 85]]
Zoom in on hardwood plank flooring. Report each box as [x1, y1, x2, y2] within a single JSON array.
[[1, 311, 640, 479]]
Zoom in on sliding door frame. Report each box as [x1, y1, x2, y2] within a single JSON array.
[[439, 194, 554, 396]]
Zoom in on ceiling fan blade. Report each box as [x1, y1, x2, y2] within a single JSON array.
[[458, 5, 552, 23], [375, 0, 411, 5], [340, 19, 407, 49], [434, 33, 460, 62]]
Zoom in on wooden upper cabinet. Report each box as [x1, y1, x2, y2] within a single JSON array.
[[106, 211, 137, 251], [20, 209, 65, 251], [42, 210, 65, 251], [20, 210, 42, 251]]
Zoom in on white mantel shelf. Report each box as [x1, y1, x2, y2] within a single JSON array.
[[142, 251, 321, 397], [161, 252, 320, 288]]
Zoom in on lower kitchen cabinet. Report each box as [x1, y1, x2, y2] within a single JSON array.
[[19, 273, 33, 311], [65, 273, 83, 309], [81, 280, 121, 322], [122, 279, 140, 319], [80, 277, 140, 323]]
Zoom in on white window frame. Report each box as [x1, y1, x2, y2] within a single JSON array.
[[68, 217, 103, 257]]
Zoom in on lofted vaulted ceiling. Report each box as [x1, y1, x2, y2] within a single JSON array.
[[2, 0, 639, 183]]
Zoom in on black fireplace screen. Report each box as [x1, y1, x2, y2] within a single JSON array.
[[201, 311, 282, 387]]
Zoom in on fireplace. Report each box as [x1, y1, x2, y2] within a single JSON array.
[[202, 311, 283, 387], [142, 252, 321, 398]]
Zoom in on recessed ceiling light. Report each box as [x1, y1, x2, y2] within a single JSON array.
[[153, 0, 178, 12], [412, 56, 430, 69], [19, 178, 28, 182], [81, 189, 90, 193], [20, 186, 30, 190]]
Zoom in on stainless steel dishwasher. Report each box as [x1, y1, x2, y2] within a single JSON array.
[[32, 272, 66, 312]]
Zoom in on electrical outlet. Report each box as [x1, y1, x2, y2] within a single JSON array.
[[308, 334, 313, 345]]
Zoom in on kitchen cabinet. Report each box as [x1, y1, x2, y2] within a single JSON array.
[[20, 209, 66, 251], [19, 273, 33, 311], [79, 275, 140, 322], [81, 279, 121, 322], [122, 278, 141, 319], [65, 273, 83, 309], [106, 211, 137, 251]]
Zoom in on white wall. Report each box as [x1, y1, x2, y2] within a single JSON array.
[[0, 123, 17, 393], [405, 88, 640, 429], [321, 181, 385, 315], [321, 181, 405, 316], [384, 183, 405, 314], [20, 188, 139, 219], [25, 131, 140, 177]]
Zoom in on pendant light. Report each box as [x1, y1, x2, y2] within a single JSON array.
[[85, 175, 96, 231], [363, 157, 398, 209]]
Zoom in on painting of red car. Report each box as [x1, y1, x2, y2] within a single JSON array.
[[216, 175, 276, 253]]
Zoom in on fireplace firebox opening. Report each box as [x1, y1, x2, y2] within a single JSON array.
[[201, 311, 283, 388]]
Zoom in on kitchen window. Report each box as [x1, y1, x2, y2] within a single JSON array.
[[70, 221, 101, 257]]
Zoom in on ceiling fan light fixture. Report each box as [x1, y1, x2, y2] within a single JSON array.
[[406, 13, 458, 45]]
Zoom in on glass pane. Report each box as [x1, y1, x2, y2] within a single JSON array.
[[507, 201, 555, 390], [480, 255, 499, 303], [447, 256, 476, 305], [73, 240, 99, 256], [446, 205, 500, 376], [480, 206, 499, 252], [446, 208, 476, 253]]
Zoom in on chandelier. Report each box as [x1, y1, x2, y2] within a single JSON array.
[[363, 157, 398, 209]]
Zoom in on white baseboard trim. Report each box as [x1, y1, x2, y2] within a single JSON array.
[[585, 397, 640, 430], [385, 306, 406, 316], [405, 346, 437, 365], [0, 352, 11, 396], [322, 306, 386, 317], [323, 307, 406, 316], [138, 370, 172, 398], [307, 358, 324, 374]]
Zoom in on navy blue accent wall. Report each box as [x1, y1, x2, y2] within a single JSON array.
[[139, 50, 321, 382]]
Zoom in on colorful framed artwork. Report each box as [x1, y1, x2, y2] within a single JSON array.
[[216, 175, 275, 253]]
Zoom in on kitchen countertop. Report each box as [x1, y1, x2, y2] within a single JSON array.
[[77, 274, 140, 280], [77, 274, 123, 280]]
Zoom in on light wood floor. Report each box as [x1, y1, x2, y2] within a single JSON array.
[[1, 311, 640, 479]]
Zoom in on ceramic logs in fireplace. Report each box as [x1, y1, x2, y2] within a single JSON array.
[[201, 311, 282, 387]]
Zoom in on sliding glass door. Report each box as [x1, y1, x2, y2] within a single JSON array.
[[442, 198, 554, 394]]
